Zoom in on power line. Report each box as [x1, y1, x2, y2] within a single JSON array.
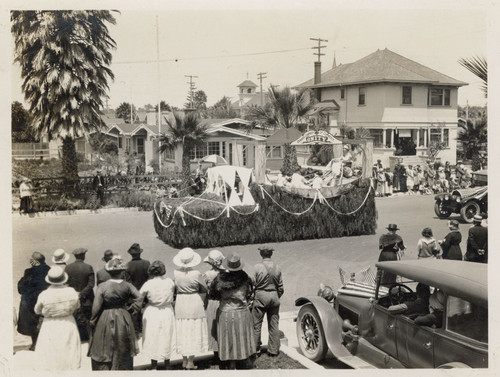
[[113, 47, 312, 65]]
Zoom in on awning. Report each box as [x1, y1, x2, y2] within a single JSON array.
[[291, 130, 343, 146], [308, 100, 340, 115]]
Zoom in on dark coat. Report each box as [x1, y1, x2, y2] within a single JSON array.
[[92, 175, 105, 192], [96, 268, 112, 286], [466, 225, 488, 263], [65, 260, 95, 305], [125, 258, 150, 290], [378, 233, 405, 285], [441, 230, 463, 260], [17, 263, 50, 336]]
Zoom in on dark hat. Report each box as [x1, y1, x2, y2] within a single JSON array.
[[102, 249, 114, 262], [72, 248, 88, 256], [473, 215, 483, 223], [222, 253, 244, 272], [31, 251, 45, 264], [128, 243, 143, 255], [386, 224, 400, 231], [258, 246, 274, 253], [45, 266, 68, 285], [448, 220, 460, 229]]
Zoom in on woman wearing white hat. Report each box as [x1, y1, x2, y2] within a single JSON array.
[[33, 266, 81, 370], [173, 248, 209, 370]]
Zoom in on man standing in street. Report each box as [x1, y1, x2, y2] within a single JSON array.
[[252, 246, 284, 357], [65, 247, 95, 341], [95, 249, 114, 285], [125, 243, 150, 335], [92, 170, 106, 205], [465, 215, 488, 263]]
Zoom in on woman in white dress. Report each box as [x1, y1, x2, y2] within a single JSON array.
[[173, 248, 209, 370], [34, 266, 81, 370], [140, 260, 177, 370]]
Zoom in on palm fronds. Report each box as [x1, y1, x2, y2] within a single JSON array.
[[458, 56, 487, 98]]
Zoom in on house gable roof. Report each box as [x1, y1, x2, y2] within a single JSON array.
[[237, 79, 258, 88], [266, 127, 303, 144], [296, 48, 467, 88]]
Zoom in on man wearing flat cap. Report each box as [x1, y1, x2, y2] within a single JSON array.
[[65, 247, 95, 341], [252, 246, 284, 357], [465, 215, 488, 263]]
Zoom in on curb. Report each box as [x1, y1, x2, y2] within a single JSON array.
[[280, 345, 324, 369], [13, 207, 142, 217]]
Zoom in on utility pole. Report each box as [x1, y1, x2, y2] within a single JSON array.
[[310, 37, 328, 62], [185, 75, 198, 109], [156, 15, 161, 173], [257, 72, 267, 106]]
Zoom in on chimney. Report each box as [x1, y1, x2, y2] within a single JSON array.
[[314, 61, 321, 85]]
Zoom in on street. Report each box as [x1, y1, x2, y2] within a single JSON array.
[[12, 194, 462, 313]]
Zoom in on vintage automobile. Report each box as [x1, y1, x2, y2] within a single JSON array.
[[295, 260, 488, 368], [434, 186, 487, 223]]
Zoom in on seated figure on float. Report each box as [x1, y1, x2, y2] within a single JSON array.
[[290, 168, 310, 189]]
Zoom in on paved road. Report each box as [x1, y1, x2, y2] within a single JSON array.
[[12, 194, 464, 313]]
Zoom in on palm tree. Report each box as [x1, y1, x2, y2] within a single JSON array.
[[159, 111, 210, 190], [11, 10, 116, 190], [246, 86, 313, 175], [458, 56, 487, 98], [457, 118, 487, 169]]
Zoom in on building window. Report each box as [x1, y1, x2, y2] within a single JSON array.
[[430, 128, 442, 144], [247, 88, 252, 94], [369, 129, 383, 147], [222, 142, 226, 159], [402, 86, 412, 105], [266, 145, 282, 158], [429, 88, 451, 106], [207, 141, 220, 156], [126, 138, 131, 153], [359, 87, 366, 105], [189, 144, 208, 160], [137, 138, 144, 154], [164, 146, 175, 160], [340, 88, 345, 99], [118, 137, 123, 149], [443, 128, 449, 147], [243, 147, 247, 166]]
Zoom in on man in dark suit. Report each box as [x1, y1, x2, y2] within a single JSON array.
[[92, 170, 106, 205], [65, 248, 95, 341], [125, 243, 150, 335], [465, 215, 488, 263], [95, 249, 114, 286]]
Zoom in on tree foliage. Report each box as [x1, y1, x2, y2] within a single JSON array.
[[205, 96, 238, 119], [12, 101, 38, 142], [159, 111, 209, 188], [185, 90, 207, 111], [115, 102, 137, 123], [458, 56, 487, 98], [12, 10, 116, 185], [457, 118, 487, 165]]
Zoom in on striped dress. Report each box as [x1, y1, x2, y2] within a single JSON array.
[[212, 271, 256, 361]]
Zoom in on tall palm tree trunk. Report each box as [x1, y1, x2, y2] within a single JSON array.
[[181, 147, 192, 192], [61, 136, 79, 195]]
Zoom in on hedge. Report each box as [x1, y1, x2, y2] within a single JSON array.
[[153, 178, 377, 248]]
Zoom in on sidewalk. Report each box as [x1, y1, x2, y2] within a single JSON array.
[[12, 310, 322, 370]]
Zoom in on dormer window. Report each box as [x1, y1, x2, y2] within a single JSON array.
[[247, 88, 252, 94]]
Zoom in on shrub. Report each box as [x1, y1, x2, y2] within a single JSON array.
[[153, 179, 376, 248]]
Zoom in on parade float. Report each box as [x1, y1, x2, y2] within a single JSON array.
[[153, 130, 376, 248]]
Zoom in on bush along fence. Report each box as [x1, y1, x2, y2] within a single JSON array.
[[153, 178, 377, 248], [12, 173, 185, 212]]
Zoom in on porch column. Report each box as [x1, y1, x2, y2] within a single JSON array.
[[441, 128, 444, 143], [144, 136, 154, 171], [247, 143, 255, 168], [424, 129, 428, 147], [254, 141, 267, 184], [382, 128, 387, 147], [390, 129, 395, 148], [416, 129, 420, 147], [232, 138, 243, 167]]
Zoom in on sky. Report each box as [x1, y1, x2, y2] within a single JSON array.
[[9, 3, 491, 110]]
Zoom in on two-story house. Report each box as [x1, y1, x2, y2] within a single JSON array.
[[296, 48, 467, 167]]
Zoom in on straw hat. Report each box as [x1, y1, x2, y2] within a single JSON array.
[[52, 249, 70, 264], [222, 253, 245, 272], [45, 266, 68, 285], [173, 248, 201, 268], [105, 256, 127, 271], [473, 215, 483, 224], [203, 250, 225, 269]]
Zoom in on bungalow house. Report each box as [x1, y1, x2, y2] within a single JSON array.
[[295, 48, 467, 167]]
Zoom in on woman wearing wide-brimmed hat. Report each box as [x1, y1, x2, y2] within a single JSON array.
[[438, 220, 463, 260], [173, 248, 209, 370], [139, 260, 177, 370], [211, 253, 256, 369], [33, 266, 81, 370], [88, 256, 143, 370], [202, 250, 225, 364], [378, 224, 406, 285]]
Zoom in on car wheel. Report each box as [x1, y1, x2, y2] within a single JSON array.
[[460, 201, 480, 223], [434, 202, 451, 218], [437, 362, 471, 368], [296, 304, 328, 362]]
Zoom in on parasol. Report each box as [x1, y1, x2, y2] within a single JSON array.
[[201, 154, 228, 165]]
